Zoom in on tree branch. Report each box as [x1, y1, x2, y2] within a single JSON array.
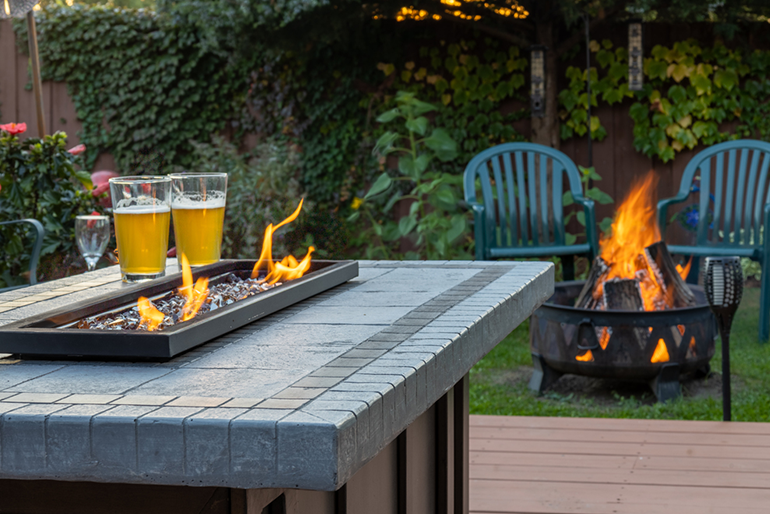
[[554, 8, 621, 56]]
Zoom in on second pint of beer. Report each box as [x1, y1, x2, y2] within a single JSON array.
[[170, 173, 228, 267]]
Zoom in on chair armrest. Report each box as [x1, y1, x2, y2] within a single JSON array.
[[657, 196, 687, 234], [465, 201, 487, 260], [0, 219, 45, 285], [571, 196, 599, 259]]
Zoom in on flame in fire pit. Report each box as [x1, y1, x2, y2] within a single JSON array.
[[651, 338, 670, 363], [137, 297, 165, 331], [576, 350, 595, 362], [251, 200, 315, 284], [179, 254, 210, 321]]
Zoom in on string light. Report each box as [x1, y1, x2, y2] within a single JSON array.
[[376, 0, 528, 21]]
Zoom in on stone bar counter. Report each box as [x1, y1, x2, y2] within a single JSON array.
[[0, 260, 553, 514]]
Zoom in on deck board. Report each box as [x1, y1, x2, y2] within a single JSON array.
[[469, 415, 770, 514]]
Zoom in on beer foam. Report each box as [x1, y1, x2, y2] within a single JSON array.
[[171, 192, 226, 210], [114, 204, 171, 214]]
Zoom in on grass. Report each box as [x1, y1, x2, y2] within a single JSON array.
[[469, 286, 770, 421]]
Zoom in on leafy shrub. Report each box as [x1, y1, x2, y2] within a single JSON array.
[[0, 129, 100, 288], [179, 136, 312, 259], [351, 91, 471, 259]]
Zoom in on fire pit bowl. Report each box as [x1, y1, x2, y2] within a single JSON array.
[[529, 280, 717, 401], [0, 259, 357, 361]]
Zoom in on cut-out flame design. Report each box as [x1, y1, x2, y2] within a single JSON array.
[[576, 350, 594, 362], [137, 297, 165, 331], [599, 328, 610, 350], [651, 338, 670, 363], [251, 199, 314, 284], [179, 254, 209, 322]]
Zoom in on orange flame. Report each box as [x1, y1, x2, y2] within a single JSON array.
[[596, 172, 667, 311], [651, 338, 670, 363], [676, 257, 693, 281], [576, 350, 595, 362], [137, 297, 165, 331], [251, 199, 314, 283], [178, 253, 209, 322], [599, 328, 610, 350]]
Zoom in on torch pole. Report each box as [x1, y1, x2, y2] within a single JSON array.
[[26, 10, 46, 138]]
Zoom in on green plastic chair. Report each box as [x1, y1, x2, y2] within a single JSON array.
[[463, 143, 598, 279], [0, 218, 45, 292], [657, 139, 770, 341]]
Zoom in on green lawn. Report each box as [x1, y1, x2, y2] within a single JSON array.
[[469, 287, 770, 421]]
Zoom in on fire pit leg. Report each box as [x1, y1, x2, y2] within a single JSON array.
[[529, 353, 563, 394], [649, 362, 681, 402]]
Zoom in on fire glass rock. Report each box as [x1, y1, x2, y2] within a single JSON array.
[[76, 274, 280, 331]]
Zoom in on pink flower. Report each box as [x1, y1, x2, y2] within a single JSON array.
[[67, 144, 86, 155], [0, 122, 27, 136]]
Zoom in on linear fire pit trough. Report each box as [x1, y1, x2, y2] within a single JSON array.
[[0, 259, 358, 361]]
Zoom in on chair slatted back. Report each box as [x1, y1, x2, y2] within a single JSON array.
[[675, 141, 770, 249], [463, 143, 585, 252]]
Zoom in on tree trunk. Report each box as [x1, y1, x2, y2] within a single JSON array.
[[530, 19, 560, 150]]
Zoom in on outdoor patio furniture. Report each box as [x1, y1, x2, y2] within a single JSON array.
[[657, 139, 770, 341], [0, 259, 553, 514], [0, 218, 44, 292], [463, 142, 598, 280]]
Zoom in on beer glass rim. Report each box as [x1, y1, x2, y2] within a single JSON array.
[[168, 172, 228, 178], [109, 175, 172, 185], [76, 215, 110, 220]]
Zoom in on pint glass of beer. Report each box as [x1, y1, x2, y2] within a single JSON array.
[[169, 173, 227, 267], [109, 176, 172, 282]]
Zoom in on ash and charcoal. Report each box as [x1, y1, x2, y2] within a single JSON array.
[[76, 274, 281, 331]]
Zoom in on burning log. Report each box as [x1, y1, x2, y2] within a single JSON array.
[[644, 241, 695, 308], [603, 279, 644, 311], [575, 257, 608, 309]]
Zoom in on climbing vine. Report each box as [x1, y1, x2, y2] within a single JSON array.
[[559, 38, 770, 162]]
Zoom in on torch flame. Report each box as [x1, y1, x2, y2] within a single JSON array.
[[251, 199, 314, 283], [651, 338, 670, 363], [137, 297, 165, 331], [4, 0, 10, 16], [178, 253, 209, 322]]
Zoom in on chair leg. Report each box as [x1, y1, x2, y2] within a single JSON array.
[[760, 257, 770, 343], [562, 255, 574, 281]]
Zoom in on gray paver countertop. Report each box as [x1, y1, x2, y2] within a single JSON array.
[[0, 260, 553, 490]]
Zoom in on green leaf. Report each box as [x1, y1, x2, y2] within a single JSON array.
[[398, 215, 417, 237], [668, 85, 687, 103], [423, 128, 458, 162], [74, 171, 93, 189], [585, 187, 613, 204], [565, 233, 577, 245], [405, 116, 429, 136], [576, 211, 586, 226], [562, 191, 574, 206], [411, 99, 437, 115], [376, 108, 400, 123], [373, 132, 400, 155], [714, 68, 738, 91], [446, 215, 466, 243], [599, 217, 613, 234], [347, 211, 361, 222], [364, 173, 393, 200]]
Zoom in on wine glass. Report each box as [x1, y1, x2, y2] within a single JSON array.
[[75, 215, 110, 272]]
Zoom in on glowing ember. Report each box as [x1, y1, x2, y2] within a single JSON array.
[[651, 338, 670, 363], [137, 296, 165, 331], [251, 199, 315, 283], [576, 350, 594, 362], [178, 254, 210, 321]]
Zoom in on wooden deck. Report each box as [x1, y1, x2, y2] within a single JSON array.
[[469, 415, 770, 514]]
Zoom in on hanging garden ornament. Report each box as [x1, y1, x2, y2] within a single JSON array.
[[1, 0, 39, 18]]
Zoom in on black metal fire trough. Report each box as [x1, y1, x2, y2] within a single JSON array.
[[529, 280, 717, 402], [0, 260, 358, 361]]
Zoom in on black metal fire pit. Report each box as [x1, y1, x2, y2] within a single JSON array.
[[0, 260, 358, 361], [529, 280, 717, 402]]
